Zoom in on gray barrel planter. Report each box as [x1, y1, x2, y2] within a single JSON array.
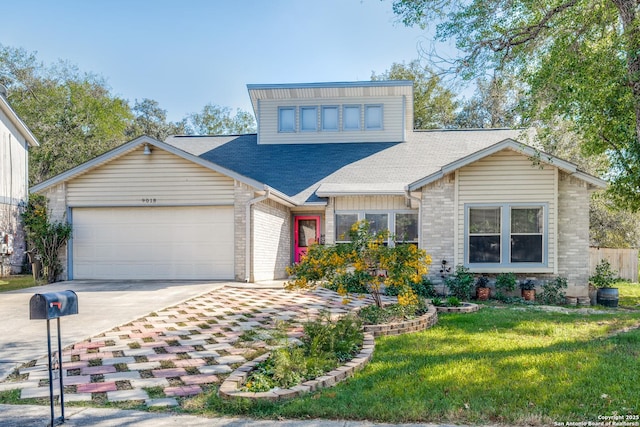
[[596, 287, 619, 308]]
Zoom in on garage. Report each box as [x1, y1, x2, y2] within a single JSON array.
[[71, 206, 234, 280]]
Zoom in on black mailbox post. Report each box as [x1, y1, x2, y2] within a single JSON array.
[[29, 291, 78, 426]]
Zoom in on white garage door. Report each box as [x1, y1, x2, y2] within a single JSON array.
[[72, 206, 234, 280]]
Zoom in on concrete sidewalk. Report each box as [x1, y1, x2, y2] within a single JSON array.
[[0, 280, 224, 380], [0, 403, 468, 427]]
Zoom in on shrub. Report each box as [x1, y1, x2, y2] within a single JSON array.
[[495, 273, 517, 293], [445, 265, 474, 300], [244, 312, 364, 392], [385, 276, 436, 298], [22, 194, 72, 283], [589, 259, 618, 288], [287, 220, 432, 307], [538, 276, 568, 305], [446, 296, 462, 307]]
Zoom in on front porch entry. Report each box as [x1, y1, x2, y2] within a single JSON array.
[[294, 215, 320, 263]]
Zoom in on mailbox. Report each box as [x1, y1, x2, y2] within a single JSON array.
[[29, 291, 78, 320]]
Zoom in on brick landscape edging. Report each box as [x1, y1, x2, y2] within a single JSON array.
[[363, 305, 439, 337], [218, 332, 375, 401], [435, 302, 479, 313]]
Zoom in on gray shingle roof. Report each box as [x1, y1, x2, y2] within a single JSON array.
[[164, 129, 526, 205]]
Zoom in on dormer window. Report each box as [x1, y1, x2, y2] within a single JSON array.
[[300, 106, 317, 132], [322, 106, 339, 131], [365, 104, 383, 130], [278, 107, 296, 133], [343, 105, 361, 130]]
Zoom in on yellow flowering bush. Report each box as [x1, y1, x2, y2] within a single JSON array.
[[286, 220, 431, 308]]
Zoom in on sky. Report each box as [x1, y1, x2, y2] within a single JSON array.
[[0, 0, 447, 123]]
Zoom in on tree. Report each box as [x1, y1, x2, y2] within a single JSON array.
[[391, 0, 640, 210], [185, 103, 256, 135], [1, 44, 132, 183], [371, 60, 457, 129], [22, 194, 71, 283], [455, 71, 523, 128], [126, 98, 187, 141]]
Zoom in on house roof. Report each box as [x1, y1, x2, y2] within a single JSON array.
[[32, 129, 606, 205], [165, 128, 606, 205], [0, 93, 39, 147]]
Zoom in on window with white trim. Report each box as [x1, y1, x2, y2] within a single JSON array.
[[300, 106, 317, 132], [343, 105, 361, 130], [466, 204, 546, 267], [364, 104, 383, 130], [322, 106, 339, 131], [278, 107, 295, 132], [335, 211, 418, 244]]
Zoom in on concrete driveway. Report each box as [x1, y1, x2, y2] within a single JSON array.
[[0, 280, 224, 380]]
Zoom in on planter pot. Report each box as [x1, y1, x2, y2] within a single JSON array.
[[596, 287, 619, 308], [521, 289, 535, 301], [476, 287, 490, 301]]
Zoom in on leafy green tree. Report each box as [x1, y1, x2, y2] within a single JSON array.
[[185, 103, 256, 135], [391, 0, 640, 210], [372, 60, 457, 129], [455, 72, 523, 128], [126, 98, 187, 141], [0, 44, 132, 183]]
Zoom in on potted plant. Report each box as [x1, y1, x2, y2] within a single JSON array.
[[520, 279, 536, 301], [475, 276, 490, 301], [590, 259, 619, 307]]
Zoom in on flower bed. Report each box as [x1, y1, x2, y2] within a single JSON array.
[[218, 332, 375, 401], [435, 302, 479, 313], [363, 304, 438, 337]]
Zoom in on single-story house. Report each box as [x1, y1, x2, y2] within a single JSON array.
[[0, 84, 39, 276], [31, 81, 605, 296]]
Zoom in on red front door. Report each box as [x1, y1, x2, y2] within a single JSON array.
[[294, 216, 320, 263]]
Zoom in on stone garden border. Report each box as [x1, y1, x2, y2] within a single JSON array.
[[218, 332, 375, 401], [363, 305, 438, 337], [435, 302, 479, 313]]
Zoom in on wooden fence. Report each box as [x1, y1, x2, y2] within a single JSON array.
[[589, 247, 639, 282]]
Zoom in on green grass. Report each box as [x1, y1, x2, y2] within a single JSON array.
[[616, 281, 640, 308], [199, 306, 640, 425], [0, 274, 37, 293]]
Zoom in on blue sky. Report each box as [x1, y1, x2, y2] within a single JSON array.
[[0, 0, 446, 122]]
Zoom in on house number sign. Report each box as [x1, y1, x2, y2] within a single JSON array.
[[141, 198, 157, 204]]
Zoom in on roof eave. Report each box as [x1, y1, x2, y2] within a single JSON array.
[[30, 135, 269, 194], [0, 96, 39, 147], [408, 138, 606, 190]]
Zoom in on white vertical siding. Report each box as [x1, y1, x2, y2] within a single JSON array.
[[456, 149, 557, 270], [67, 148, 235, 206]]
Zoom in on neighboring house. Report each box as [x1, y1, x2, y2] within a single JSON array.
[[0, 84, 39, 276], [31, 81, 605, 297]]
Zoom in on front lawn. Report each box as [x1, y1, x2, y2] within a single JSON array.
[[617, 281, 640, 308], [0, 275, 36, 293], [197, 305, 640, 425]]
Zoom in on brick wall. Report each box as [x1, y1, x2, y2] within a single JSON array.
[[252, 198, 291, 281], [557, 172, 591, 297], [233, 182, 253, 281], [0, 204, 25, 275], [421, 175, 455, 284]]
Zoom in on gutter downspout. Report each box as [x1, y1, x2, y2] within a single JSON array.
[[245, 187, 270, 282], [405, 188, 422, 246]]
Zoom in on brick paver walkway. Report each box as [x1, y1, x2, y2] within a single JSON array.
[[0, 285, 384, 407]]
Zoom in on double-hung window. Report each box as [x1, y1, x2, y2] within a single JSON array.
[[335, 211, 418, 245], [466, 204, 546, 268]]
